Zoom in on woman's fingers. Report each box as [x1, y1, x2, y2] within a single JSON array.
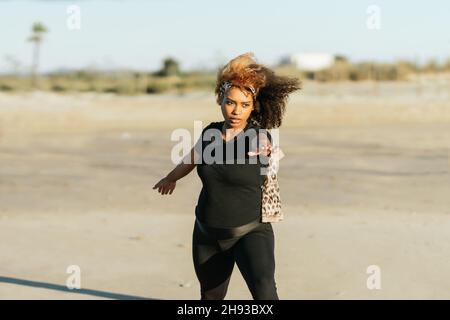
[[154, 180, 175, 195], [154, 177, 176, 195], [153, 179, 164, 190], [164, 185, 175, 195], [247, 144, 272, 156], [156, 183, 165, 194]]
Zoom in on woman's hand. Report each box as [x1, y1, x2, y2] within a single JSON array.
[[153, 177, 176, 195], [247, 144, 272, 157], [248, 133, 272, 157]]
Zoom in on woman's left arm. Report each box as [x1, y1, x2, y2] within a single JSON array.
[[248, 131, 272, 157]]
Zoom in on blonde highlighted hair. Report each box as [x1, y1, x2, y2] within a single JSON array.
[[215, 52, 301, 129]]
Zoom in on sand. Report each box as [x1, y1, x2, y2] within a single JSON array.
[[0, 81, 449, 299]]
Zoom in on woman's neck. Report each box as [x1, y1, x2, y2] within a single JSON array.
[[221, 120, 248, 140]]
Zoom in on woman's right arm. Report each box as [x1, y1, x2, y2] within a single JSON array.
[[153, 145, 200, 195]]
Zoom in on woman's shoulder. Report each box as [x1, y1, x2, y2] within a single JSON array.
[[202, 121, 223, 133], [210, 120, 224, 128]]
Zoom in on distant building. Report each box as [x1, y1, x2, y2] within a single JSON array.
[[280, 53, 335, 72]]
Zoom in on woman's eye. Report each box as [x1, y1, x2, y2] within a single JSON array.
[[226, 100, 233, 105]]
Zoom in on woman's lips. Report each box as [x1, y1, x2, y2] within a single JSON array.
[[229, 118, 241, 123]]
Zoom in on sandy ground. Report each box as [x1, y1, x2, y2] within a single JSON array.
[[0, 81, 449, 299]]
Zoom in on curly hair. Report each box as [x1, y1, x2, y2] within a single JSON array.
[[215, 52, 301, 129]]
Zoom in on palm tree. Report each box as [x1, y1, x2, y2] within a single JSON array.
[[27, 22, 48, 88]]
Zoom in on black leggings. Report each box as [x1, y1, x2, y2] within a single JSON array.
[[192, 219, 279, 300]]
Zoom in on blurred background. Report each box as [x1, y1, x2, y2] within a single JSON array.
[[0, 0, 449, 300]]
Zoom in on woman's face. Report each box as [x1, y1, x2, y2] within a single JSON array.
[[220, 86, 254, 129]]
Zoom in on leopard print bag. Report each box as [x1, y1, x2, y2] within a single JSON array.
[[261, 146, 285, 223]]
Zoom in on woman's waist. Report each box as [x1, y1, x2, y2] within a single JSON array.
[[195, 216, 263, 240], [195, 202, 261, 222]]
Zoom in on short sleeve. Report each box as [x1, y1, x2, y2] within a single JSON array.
[[192, 122, 216, 163]]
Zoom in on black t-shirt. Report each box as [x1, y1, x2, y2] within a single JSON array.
[[194, 120, 272, 228]]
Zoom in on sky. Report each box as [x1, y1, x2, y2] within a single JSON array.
[[0, 0, 449, 73]]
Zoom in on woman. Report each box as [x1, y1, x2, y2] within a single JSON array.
[[153, 52, 300, 300]]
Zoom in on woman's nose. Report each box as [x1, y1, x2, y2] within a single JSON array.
[[232, 106, 241, 115]]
